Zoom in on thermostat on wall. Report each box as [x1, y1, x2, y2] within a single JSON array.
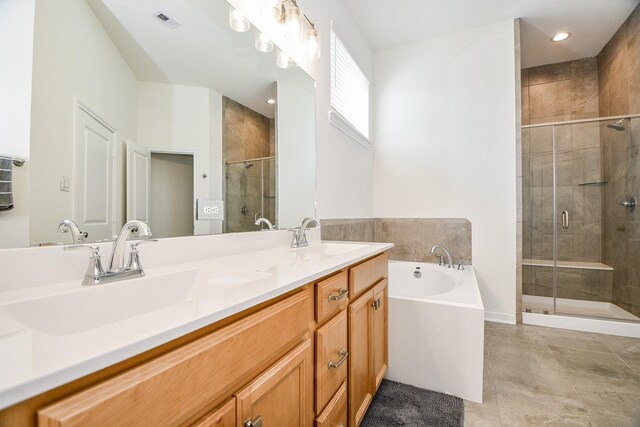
[[197, 199, 224, 220]]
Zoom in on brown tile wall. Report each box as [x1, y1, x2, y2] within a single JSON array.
[[598, 3, 640, 317], [321, 218, 472, 264], [522, 58, 599, 126], [222, 97, 275, 233]]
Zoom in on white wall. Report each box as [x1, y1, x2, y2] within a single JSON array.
[[0, 0, 35, 249], [373, 21, 517, 322], [137, 82, 216, 236], [29, 0, 138, 245], [276, 74, 316, 229], [229, 0, 375, 219]]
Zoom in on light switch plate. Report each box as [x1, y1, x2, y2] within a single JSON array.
[[197, 199, 224, 220], [60, 175, 71, 192]]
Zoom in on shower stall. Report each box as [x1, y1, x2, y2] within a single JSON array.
[[225, 156, 276, 233], [522, 115, 640, 325]]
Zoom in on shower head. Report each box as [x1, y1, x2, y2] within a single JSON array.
[[607, 118, 626, 131], [244, 162, 254, 169]]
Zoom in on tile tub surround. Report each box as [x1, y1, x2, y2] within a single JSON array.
[[465, 321, 640, 426], [321, 218, 472, 264]]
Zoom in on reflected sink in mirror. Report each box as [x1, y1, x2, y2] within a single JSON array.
[[2, 268, 270, 336], [291, 243, 369, 256]]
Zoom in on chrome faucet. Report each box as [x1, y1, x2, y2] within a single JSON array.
[[57, 219, 88, 244], [430, 244, 453, 269], [290, 218, 321, 248], [255, 217, 275, 230], [65, 220, 156, 285], [109, 220, 153, 272]]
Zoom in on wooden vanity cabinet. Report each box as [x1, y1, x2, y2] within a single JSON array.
[[347, 255, 388, 427], [1, 252, 388, 427]]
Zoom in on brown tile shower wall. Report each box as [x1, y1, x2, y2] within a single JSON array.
[[321, 218, 472, 264], [598, 3, 640, 317], [521, 57, 599, 126], [222, 97, 275, 233]]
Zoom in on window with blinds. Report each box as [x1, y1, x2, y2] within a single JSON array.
[[330, 30, 370, 147]]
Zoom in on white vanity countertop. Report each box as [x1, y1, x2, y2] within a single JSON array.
[[0, 241, 392, 410]]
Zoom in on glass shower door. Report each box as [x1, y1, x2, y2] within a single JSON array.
[[522, 125, 556, 314]]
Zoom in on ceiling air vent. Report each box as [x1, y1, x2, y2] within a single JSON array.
[[152, 11, 181, 29]]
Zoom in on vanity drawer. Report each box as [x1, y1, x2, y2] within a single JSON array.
[[316, 382, 347, 427], [349, 253, 388, 298], [315, 310, 348, 413], [37, 289, 312, 427], [315, 270, 349, 324]]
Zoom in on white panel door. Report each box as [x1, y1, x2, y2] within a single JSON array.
[[126, 140, 150, 222], [76, 106, 115, 241]]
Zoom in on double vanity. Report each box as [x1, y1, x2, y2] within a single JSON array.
[[0, 232, 392, 426]]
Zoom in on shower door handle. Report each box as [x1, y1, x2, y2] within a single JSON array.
[[561, 210, 569, 229]]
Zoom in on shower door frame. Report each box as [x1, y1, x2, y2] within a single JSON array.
[[522, 112, 640, 324]]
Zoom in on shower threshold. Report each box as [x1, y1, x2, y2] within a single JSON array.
[[523, 295, 640, 321]]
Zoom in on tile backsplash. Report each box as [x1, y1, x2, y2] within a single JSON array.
[[321, 218, 472, 264]]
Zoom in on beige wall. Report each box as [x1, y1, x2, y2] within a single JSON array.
[[598, 3, 640, 317], [29, 0, 138, 245]]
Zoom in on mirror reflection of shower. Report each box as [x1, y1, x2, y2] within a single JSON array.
[[222, 96, 276, 233], [606, 118, 627, 131]]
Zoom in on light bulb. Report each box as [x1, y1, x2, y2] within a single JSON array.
[[261, 0, 279, 20], [307, 28, 320, 61], [276, 48, 294, 69], [284, 5, 301, 40], [229, 6, 250, 32], [255, 31, 274, 53]]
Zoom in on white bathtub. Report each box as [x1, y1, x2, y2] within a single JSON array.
[[386, 261, 485, 403]]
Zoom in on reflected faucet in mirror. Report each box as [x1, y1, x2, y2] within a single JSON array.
[[65, 220, 157, 286], [57, 219, 88, 244], [255, 215, 275, 230], [290, 218, 321, 248]]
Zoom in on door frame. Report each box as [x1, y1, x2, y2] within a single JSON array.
[[72, 99, 118, 238], [147, 148, 199, 233]]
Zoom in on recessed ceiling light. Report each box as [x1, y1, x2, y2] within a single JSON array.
[[551, 32, 571, 42], [266, 98, 276, 105]]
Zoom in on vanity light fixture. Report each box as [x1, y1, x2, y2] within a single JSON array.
[[307, 26, 321, 61], [229, 5, 251, 32], [276, 48, 295, 68], [266, 98, 276, 105], [255, 30, 274, 52], [551, 32, 571, 42]]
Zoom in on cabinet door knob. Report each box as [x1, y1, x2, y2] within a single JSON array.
[[328, 288, 348, 301], [372, 298, 381, 310], [328, 348, 348, 369]]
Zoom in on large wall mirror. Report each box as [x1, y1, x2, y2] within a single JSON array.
[[10, 0, 315, 248]]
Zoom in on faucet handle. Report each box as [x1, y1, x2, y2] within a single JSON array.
[[457, 258, 465, 270], [64, 245, 104, 285], [127, 239, 158, 271]]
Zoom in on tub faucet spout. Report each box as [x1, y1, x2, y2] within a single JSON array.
[[430, 244, 453, 269]]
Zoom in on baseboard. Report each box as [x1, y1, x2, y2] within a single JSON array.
[[484, 311, 516, 325]]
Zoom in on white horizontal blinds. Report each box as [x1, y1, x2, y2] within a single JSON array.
[[330, 30, 370, 139]]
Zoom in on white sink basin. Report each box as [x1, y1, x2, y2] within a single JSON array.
[[293, 242, 369, 256], [2, 268, 270, 336]]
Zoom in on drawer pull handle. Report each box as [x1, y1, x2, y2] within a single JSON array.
[[328, 349, 348, 369], [328, 288, 348, 301]]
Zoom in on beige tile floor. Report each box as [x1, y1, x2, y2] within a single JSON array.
[[465, 322, 640, 426]]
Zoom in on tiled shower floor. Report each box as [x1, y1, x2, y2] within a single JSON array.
[[465, 322, 640, 426]]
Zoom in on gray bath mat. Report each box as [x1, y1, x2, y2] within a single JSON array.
[[361, 379, 464, 427]]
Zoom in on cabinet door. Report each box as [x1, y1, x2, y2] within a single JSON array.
[[235, 340, 314, 427], [372, 279, 388, 392], [192, 398, 236, 427], [348, 290, 374, 427]]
